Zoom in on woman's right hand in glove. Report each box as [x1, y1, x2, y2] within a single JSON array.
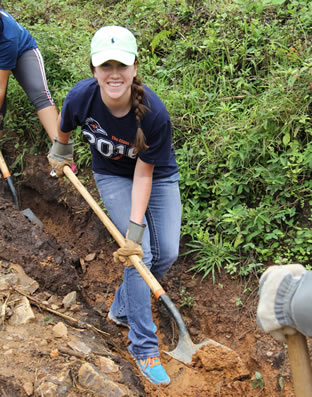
[[48, 138, 74, 177]]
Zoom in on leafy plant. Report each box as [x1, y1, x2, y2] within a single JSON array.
[[252, 371, 265, 391], [179, 286, 195, 309], [183, 231, 240, 283], [235, 297, 243, 307], [279, 376, 285, 390], [4, 0, 312, 281]]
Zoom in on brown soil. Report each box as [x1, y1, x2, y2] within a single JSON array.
[[0, 153, 306, 396]]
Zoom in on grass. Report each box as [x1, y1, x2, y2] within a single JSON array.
[[2, 0, 312, 280]]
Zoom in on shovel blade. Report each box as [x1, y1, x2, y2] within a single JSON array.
[[23, 208, 43, 227], [163, 332, 228, 364]]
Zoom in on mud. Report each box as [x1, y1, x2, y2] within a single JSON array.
[[0, 153, 304, 396]]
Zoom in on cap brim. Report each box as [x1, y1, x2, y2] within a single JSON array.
[[92, 49, 135, 67]]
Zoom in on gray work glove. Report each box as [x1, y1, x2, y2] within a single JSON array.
[[113, 221, 146, 267], [48, 138, 74, 177], [257, 264, 306, 342]]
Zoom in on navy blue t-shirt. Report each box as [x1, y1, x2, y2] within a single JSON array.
[[0, 10, 37, 70], [61, 78, 178, 179]]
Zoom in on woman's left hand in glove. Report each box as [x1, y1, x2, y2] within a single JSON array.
[[113, 221, 146, 267]]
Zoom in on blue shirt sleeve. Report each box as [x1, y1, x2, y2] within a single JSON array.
[[0, 10, 37, 70]]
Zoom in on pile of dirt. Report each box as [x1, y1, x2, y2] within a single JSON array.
[[0, 153, 302, 396]]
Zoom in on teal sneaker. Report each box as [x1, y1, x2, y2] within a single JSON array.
[[133, 356, 170, 385], [108, 311, 157, 332]]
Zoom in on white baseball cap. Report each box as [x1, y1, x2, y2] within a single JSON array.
[[91, 26, 138, 67]]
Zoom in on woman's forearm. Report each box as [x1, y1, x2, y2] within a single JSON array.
[[0, 69, 10, 110], [130, 158, 154, 225]]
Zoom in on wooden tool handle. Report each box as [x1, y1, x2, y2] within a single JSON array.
[[287, 332, 312, 397], [63, 165, 165, 299], [0, 150, 11, 178]]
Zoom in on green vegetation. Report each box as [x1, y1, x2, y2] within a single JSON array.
[[252, 371, 265, 391], [3, 0, 312, 280], [179, 285, 195, 308]]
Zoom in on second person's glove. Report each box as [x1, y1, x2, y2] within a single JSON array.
[[48, 138, 74, 177], [257, 264, 306, 342], [113, 221, 146, 266]]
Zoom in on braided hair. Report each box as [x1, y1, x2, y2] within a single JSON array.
[[131, 76, 149, 153]]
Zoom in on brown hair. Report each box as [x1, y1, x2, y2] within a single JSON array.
[[90, 60, 149, 153], [131, 76, 149, 153]]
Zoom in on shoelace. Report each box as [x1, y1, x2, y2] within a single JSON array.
[[139, 356, 161, 372]]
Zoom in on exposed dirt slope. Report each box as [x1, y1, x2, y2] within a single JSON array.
[[0, 153, 304, 396]]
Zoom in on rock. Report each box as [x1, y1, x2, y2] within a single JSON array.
[[69, 304, 80, 312], [8, 296, 35, 325], [85, 252, 96, 262], [47, 295, 60, 306], [50, 348, 59, 359], [78, 363, 128, 396], [62, 291, 77, 308], [0, 277, 10, 290], [35, 368, 71, 396], [9, 263, 39, 294], [23, 382, 34, 396], [0, 273, 19, 290], [68, 339, 91, 355], [5, 306, 13, 317], [99, 356, 120, 373], [36, 380, 57, 396], [52, 322, 68, 338], [10, 332, 24, 341], [80, 258, 87, 273], [1, 303, 13, 321], [189, 326, 199, 336]]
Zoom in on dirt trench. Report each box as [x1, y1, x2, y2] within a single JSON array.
[[0, 154, 302, 396]]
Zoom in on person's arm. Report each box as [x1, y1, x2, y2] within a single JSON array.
[[56, 113, 72, 144], [113, 158, 154, 267], [0, 70, 10, 137], [257, 264, 312, 341], [130, 157, 154, 225], [0, 69, 10, 110], [47, 113, 74, 177]]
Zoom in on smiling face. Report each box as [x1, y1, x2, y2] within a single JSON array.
[[93, 60, 137, 114]]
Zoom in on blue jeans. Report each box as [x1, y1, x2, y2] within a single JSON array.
[[94, 172, 181, 359]]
